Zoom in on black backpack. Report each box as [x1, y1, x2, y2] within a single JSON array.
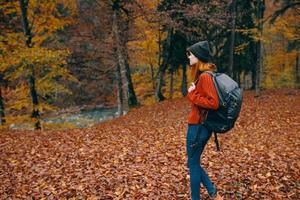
[[202, 71, 243, 151]]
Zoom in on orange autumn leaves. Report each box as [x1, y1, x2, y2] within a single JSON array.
[[0, 89, 299, 199]]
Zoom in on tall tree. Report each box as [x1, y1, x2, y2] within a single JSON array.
[[271, 0, 300, 88], [19, 0, 41, 129], [181, 64, 188, 96], [121, 18, 139, 108], [116, 62, 124, 116], [1, 0, 77, 129], [110, 0, 139, 114], [0, 5, 7, 126], [155, 27, 173, 101], [126, 0, 164, 103], [228, 0, 237, 78], [230, 0, 257, 89], [262, 0, 299, 89], [112, 1, 129, 113], [255, 0, 265, 96]]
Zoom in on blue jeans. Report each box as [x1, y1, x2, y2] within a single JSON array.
[[186, 124, 216, 200]]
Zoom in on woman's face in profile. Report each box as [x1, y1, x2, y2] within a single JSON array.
[[187, 51, 199, 65]]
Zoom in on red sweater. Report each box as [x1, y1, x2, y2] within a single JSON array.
[[186, 73, 219, 124]]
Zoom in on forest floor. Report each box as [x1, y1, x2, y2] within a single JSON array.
[[0, 89, 299, 200]]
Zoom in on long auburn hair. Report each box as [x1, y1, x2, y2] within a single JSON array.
[[189, 60, 217, 82]]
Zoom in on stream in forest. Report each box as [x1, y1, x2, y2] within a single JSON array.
[[9, 107, 120, 130]]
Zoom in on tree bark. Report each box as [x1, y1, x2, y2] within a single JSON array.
[[236, 70, 241, 86], [150, 63, 155, 91], [255, 0, 265, 97], [28, 65, 41, 129], [181, 64, 187, 96], [0, 82, 5, 125], [116, 63, 123, 116], [123, 47, 139, 107], [19, 0, 41, 129], [251, 68, 256, 90], [112, 7, 129, 113], [228, 0, 236, 78], [169, 69, 174, 99], [112, 1, 138, 109], [155, 28, 173, 101], [122, 16, 139, 107], [158, 21, 162, 68]]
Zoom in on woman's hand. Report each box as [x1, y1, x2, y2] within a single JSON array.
[[188, 82, 196, 93]]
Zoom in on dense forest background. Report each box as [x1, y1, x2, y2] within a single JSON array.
[[0, 0, 299, 130]]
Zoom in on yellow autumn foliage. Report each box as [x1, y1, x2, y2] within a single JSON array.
[[0, 0, 78, 125], [263, 12, 300, 88]]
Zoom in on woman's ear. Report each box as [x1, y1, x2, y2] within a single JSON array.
[[189, 53, 199, 65]]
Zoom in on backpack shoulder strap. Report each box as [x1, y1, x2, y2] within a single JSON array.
[[203, 70, 216, 77], [202, 71, 224, 106], [195, 71, 212, 85], [197, 71, 215, 85]]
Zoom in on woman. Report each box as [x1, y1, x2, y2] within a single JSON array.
[[185, 41, 222, 200]]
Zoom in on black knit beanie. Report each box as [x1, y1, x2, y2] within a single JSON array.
[[187, 41, 211, 63]]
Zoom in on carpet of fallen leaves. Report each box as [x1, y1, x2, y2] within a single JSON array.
[[0, 89, 299, 200]]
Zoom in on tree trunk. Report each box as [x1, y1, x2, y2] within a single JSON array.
[[287, 40, 300, 88], [181, 64, 188, 96], [255, 0, 265, 97], [169, 70, 174, 99], [158, 21, 162, 68], [124, 49, 139, 107], [112, 7, 129, 114], [155, 72, 165, 101], [287, 40, 300, 89], [112, 2, 138, 109], [228, 0, 236, 78], [19, 0, 41, 129], [0, 83, 5, 126], [243, 71, 247, 90], [122, 17, 138, 107], [255, 42, 262, 96], [150, 63, 155, 91], [155, 28, 173, 101], [237, 70, 241, 86], [28, 65, 41, 129], [116, 63, 123, 116], [251, 68, 256, 90]]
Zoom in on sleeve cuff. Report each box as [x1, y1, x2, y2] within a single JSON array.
[[186, 90, 195, 102]]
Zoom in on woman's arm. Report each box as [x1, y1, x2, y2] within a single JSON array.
[[187, 73, 219, 110]]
